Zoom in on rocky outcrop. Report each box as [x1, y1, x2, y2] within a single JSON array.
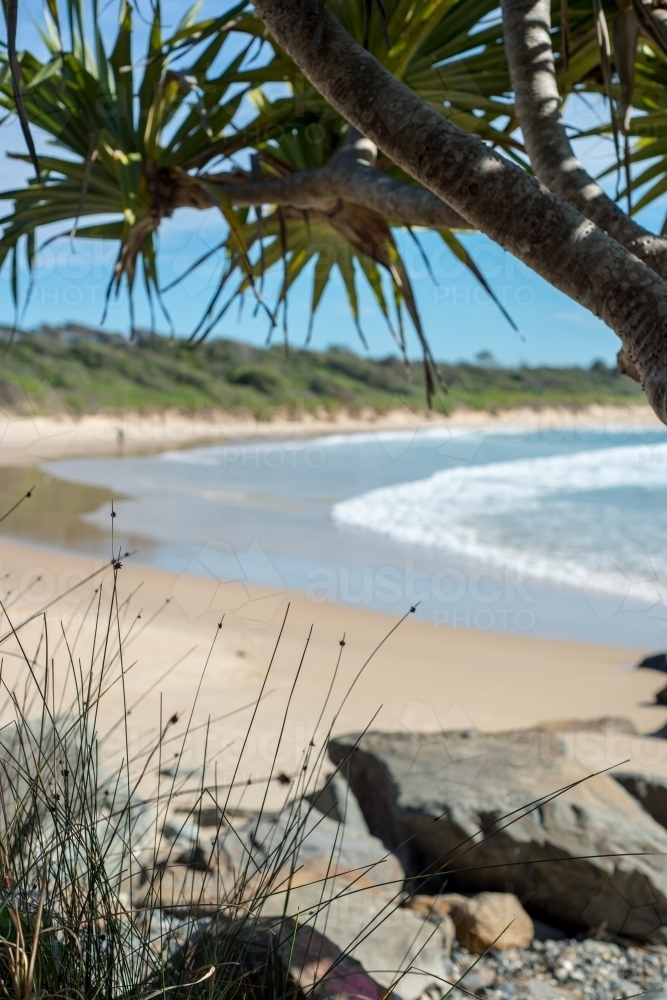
[[615, 773, 667, 831], [137, 790, 451, 998], [407, 891, 534, 952], [638, 653, 667, 672], [248, 809, 452, 1000], [555, 728, 667, 832], [305, 772, 370, 832], [247, 802, 405, 904], [329, 730, 667, 940], [275, 918, 396, 1000]]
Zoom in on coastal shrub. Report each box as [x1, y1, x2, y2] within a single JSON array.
[[0, 327, 645, 416], [307, 375, 355, 403], [226, 366, 284, 394], [324, 350, 372, 383], [365, 366, 409, 393], [71, 341, 106, 369]]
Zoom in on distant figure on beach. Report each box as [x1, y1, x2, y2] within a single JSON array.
[[116, 427, 125, 450]]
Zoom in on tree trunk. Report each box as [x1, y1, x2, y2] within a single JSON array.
[[253, 0, 667, 423], [501, 0, 667, 277]]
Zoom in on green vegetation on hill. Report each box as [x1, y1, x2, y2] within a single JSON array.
[[0, 327, 644, 416]]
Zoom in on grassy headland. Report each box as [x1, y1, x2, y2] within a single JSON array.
[[0, 325, 644, 417]]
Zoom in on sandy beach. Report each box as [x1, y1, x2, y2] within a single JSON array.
[[2, 401, 666, 809], [0, 536, 664, 810], [0, 402, 660, 464]]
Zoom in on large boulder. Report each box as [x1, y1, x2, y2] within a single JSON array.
[[305, 772, 370, 832], [189, 914, 405, 1000], [329, 730, 667, 940], [246, 807, 452, 1000], [615, 773, 667, 830], [275, 918, 397, 1000], [556, 729, 667, 832]]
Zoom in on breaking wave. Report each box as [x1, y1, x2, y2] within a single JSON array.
[[333, 442, 667, 601]]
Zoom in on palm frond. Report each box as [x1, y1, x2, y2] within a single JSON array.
[[5, 0, 656, 389]]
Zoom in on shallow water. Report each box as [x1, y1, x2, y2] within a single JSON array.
[[0, 466, 120, 553], [8, 423, 667, 649]]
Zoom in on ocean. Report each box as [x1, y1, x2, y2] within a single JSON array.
[[42, 422, 667, 650]]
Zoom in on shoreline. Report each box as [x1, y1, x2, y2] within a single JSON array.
[[0, 535, 665, 813], [1, 531, 666, 817], [0, 535, 659, 740], [0, 401, 661, 464]]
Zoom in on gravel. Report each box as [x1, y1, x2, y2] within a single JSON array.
[[422, 938, 667, 1000]]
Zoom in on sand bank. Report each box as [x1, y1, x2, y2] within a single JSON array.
[[0, 402, 660, 465], [0, 537, 661, 808]]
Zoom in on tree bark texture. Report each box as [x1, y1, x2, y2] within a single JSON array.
[[252, 0, 667, 423], [501, 0, 667, 279]]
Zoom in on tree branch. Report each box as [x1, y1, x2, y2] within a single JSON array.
[[252, 0, 667, 422], [198, 129, 472, 230], [501, 0, 667, 284]]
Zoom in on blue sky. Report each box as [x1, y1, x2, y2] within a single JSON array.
[[1, 1, 665, 368]]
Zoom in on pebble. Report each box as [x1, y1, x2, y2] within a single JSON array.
[[421, 937, 667, 1000]]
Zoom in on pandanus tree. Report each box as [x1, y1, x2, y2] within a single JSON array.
[[3, 0, 667, 413], [0, 0, 516, 398]]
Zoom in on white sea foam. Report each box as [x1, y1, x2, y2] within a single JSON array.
[[332, 442, 667, 601]]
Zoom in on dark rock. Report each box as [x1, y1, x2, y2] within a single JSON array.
[[305, 773, 369, 831], [275, 918, 396, 1000], [615, 774, 667, 829], [193, 916, 402, 1000], [532, 918, 569, 941], [329, 730, 667, 941], [638, 653, 667, 672]]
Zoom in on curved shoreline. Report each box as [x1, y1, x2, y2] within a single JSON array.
[[0, 402, 661, 465]]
